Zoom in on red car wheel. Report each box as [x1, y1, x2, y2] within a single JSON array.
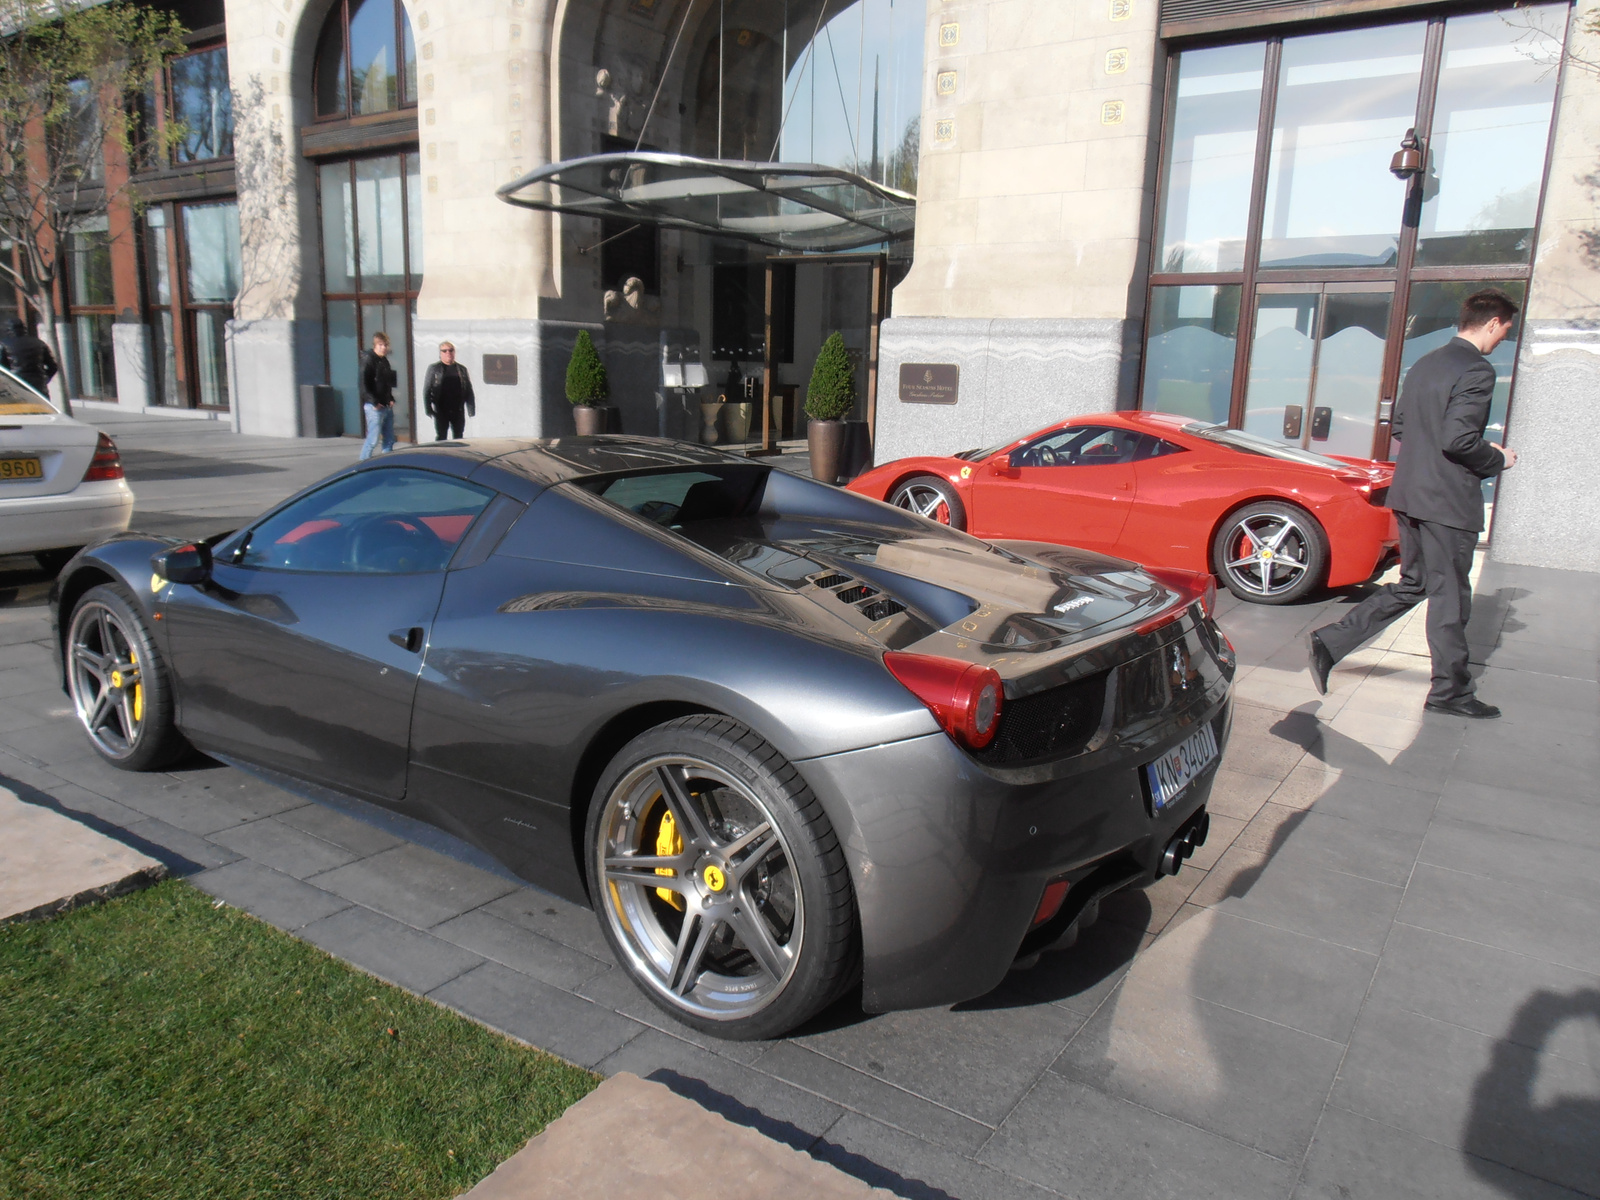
[[889, 476, 967, 531], [1211, 501, 1328, 604]]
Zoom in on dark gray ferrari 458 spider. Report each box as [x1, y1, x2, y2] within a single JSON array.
[[50, 436, 1234, 1039]]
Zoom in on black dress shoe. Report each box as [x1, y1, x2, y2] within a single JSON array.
[[1424, 697, 1501, 719], [1307, 632, 1334, 696]]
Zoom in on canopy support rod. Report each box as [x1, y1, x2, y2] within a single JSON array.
[[634, 0, 697, 153]]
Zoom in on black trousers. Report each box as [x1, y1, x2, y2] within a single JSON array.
[[1314, 513, 1478, 703], [432, 406, 465, 440]]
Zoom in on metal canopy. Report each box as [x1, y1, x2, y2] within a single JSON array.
[[496, 152, 915, 252]]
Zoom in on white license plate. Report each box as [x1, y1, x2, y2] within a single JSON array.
[[1145, 723, 1219, 812]]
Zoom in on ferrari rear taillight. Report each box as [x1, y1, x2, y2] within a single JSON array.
[[883, 652, 1004, 750], [82, 432, 123, 482], [1031, 879, 1071, 928]]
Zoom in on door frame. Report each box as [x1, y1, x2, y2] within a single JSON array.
[[756, 251, 888, 456]]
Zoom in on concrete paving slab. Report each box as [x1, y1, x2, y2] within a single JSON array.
[[0, 786, 166, 922], [298, 903, 486, 995], [461, 1072, 889, 1200], [1397, 863, 1600, 976], [307, 841, 520, 929], [189, 859, 353, 931]]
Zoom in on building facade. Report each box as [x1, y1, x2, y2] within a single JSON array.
[[16, 0, 1599, 572]]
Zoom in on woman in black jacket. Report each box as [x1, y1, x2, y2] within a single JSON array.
[[422, 342, 475, 441]]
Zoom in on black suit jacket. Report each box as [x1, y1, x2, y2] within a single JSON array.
[[1387, 336, 1505, 533]]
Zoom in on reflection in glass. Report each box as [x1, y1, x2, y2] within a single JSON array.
[[363, 301, 410, 432], [1399, 282, 1526, 499], [1260, 24, 1425, 269], [1417, 8, 1565, 266], [1157, 43, 1264, 273], [405, 154, 423, 286], [402, 15, 417, 102], [349, 0, 398, 115], [69, 224, 113, 307], [1243, 292, 1320, 444], [1309, 290, 1391, 457], [142, 211, 179, 406], [314, 8, 347, 118], [356, 157, 406, 292], [320, 162, 356, 291], [776, 0, 924, 191], [69, 314, 115, 399], [327, 300, 360, 435], [191, 311, 229, 408], [1143, 285, 1241, 424], [183, 202, 241, 303], [170, 46, 234, 162]]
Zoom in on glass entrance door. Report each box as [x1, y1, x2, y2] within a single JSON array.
[[1143, 4, 1568, 470], [1244, 285, 1393, 457]]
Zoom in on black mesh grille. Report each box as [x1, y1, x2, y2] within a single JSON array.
[[835, 584, 878, 603], [975, 672, 1108, 766], [810, 572, 851, 589], [859, 597, 905, 621]]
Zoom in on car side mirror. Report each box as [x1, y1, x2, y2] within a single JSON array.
[[152, 542, 212, 585]]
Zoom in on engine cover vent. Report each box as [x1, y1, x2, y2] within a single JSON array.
[[858, 597, 906, 621], [809, 572, 851, 590], [835, 584, 879, 604]]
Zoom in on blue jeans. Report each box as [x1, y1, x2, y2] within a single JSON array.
[[360, 403, 395, 459]]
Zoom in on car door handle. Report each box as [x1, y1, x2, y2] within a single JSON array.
[[388, 626, 425, 653]]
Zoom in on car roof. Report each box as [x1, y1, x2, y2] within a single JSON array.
[[366, 435, 757, 488]]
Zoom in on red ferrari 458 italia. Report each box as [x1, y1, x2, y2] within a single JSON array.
[[848, 412, 1400, 604]]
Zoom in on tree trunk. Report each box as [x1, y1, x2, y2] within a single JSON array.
[[33, 296, 70, 416]]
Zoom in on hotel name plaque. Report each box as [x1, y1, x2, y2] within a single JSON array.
[[899, 363, 959, 404]]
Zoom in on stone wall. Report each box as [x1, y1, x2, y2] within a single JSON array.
[[1494, 0, 1600, 572]]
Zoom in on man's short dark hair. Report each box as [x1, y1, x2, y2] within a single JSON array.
[[5, 318, 24, 337], [1458, 288, 1519, 331]]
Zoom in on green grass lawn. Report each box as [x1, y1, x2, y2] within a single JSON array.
[[0, 881, 599, 1199]]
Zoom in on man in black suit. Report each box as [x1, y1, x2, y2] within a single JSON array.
[[0, 318, 59, 397], [1307, 288, 1519, 719]]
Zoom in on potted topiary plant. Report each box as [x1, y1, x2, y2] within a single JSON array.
[[566, 329, 611, 435], [805, 331, 855, 484]]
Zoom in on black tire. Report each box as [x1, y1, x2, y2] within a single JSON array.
[[65, 582, 190, 771], [585, 715, 858, 1040], [888, 474, 967, 530], [1211, 500, 1328, 605], [34, 547, 81, 576]]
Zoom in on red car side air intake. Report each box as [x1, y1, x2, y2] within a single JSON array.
[[883, 652, 1004, 750]]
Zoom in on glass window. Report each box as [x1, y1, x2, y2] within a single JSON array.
[[405, 154, 423, 286], [69, 314, 115, 400], [1416, 8, 1566, 267], [142, 209, 180, 407], [1016, 426, 1143, 467], [362, 300, 410, 434], [239, 469, 493, 574], [51, 79, 104, 183], [170, 45, 234, 162], [348, 0, 398, 115], [320, 162, 356, 292], [355, 156, 406, 292], [1142, 285, 1240, 425], [1156, 43, 1264, 273], [314, 8, 348, 118], [326, 300, 361, 434], [1259, 24, 1426, 269], [183, 202, 241, 303], [68, 222, 114, 308]]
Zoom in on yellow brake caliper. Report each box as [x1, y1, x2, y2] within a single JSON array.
[[654, 806, 685, 910], [131, 650, 143, 724]]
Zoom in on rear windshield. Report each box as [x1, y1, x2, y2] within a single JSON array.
[[0, 369, 58, 415], [1182, 422, 1347, 468], [581, 464, 769, 528]]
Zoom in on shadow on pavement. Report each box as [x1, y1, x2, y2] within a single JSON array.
[[1464, 988, 1600, 1197], [646, 1068, 958, 1200], [0, 769, 205, 876]]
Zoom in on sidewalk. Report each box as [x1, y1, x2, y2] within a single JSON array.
[[1, 418, 1596, 1198]]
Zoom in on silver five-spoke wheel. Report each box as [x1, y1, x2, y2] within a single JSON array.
[[1213, 501, 1327, 605], [68, 599, 146, 760], [597, 755, 802, 1021], [888, 475, 966, 530]]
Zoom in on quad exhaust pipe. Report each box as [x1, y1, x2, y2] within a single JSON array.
[[1158, 810, 1211, 877]]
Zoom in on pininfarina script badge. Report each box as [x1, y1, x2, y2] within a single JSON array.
[[1053, 596, 1093, 614]]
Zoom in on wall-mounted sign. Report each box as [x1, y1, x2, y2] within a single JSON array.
[[482, 353, 518, 385], [899, 363, 959, 404]]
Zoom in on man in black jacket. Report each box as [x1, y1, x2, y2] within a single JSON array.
[[359, 331, 398, 460], [1307, 289, 1519, 718], [0, 318, 59, 397], [422, 341, 474, 440]]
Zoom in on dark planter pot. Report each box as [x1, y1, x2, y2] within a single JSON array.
[[807, 419, 847, 485], [573, 404, 612, 435]]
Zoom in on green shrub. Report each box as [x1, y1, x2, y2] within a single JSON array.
[[565, 330, 609, 405], [804, 331, 856, 422]]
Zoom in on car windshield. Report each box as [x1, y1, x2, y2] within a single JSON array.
[[956, 440, 1015, 462], [1182, 422, 1350, 468]]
